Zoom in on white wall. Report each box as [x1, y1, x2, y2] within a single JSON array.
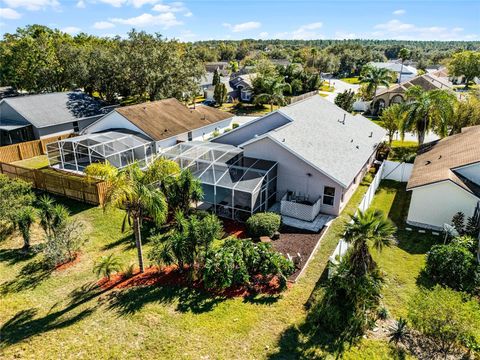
[[455, 162, 480, 185], [82, 111, 150, 138], [407, 181, 479, 229]]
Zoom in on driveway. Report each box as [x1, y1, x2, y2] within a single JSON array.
[[319, 78, 360, 103]]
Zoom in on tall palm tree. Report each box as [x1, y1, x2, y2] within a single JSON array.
[[401, 85, 457, 144], [398, 48, 410, 84], [359, 65, 394, 114], [344, 209, 396, 276], [85, 158, 179, 273], [254, 77, 292, 112]]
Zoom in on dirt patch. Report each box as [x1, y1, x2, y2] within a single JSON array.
[[97, 265, 288, 298], [54, 253, 81, 271], [272, 226, 326, 280]]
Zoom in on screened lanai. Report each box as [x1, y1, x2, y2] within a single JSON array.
[[162, 141, 277, 221], [47, 130, 154, 172]]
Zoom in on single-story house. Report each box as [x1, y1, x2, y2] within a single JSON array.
[[0, 91, 111, 145], [230, 73, 256, 102], [200, 73, 235, 102], [372, 73, 453, 115], [211, 95, 386, 217], [205, 62, 229, 76], [406, 126, 480, 230], [47, 98, 235, 172], [368, 61, 418, 83]]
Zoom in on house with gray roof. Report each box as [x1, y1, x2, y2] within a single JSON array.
[[211, 95, 386, 217], [0, 91, 111, 145], [368, 61, 418, 83]]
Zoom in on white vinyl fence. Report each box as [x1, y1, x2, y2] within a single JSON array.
[[328, 160, 412, 275]]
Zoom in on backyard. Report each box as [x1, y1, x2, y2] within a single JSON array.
[[0, 174, 440, 359]]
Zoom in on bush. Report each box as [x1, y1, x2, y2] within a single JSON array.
[[425, 242, 479, 292], [43, 219, 86, 268], [232, 123, 239, 129], [246, 212, 281, 238], [93, 254, 122, 280]]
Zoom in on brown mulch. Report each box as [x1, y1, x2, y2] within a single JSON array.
[[222, 219, 247, 239], [54, 253, 81, 271], [97, 265, 289, 298], [272, 226, 326, 280]]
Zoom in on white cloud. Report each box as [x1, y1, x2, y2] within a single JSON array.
[[334, 31, 357, 40], [98, 0, 126, 7], [110, 12, 182, 28], [184, 11, 192, 17], [76, 0, 85, 8], [62, 26, 81, 34], [223, 21, 261, 33], [3, 0, 59, 11], [130, 0, 159, 7], [392, 9, 405, 15], [93, 21, 115, 29], [177, 29, 196, 41], [275, 22, 324, 40], [259, 31, 269, 39], [0, 7, 22, 19]]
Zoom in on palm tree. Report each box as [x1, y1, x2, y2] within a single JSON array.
[[379, 104, 405, 145], [163, 169, 203, 215], [15, 206, 36, 251], [359, 65, 394, 114], [401, 86, 457, 144], [397, 48, 410, 83], [85, 158, 179, 273], [344, 209, 396, 276], [37, 195, 69, 236], [93, 254, 123, 280], [310, 47, 318, 70], [254, 77, 292, 112]]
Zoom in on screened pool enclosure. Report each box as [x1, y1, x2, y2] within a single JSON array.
[[162, 141, 278, 221], [47, 131, 154, 172]]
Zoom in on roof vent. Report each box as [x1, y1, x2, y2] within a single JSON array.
[[369, 131, 373, 137], [356, 145, 359, 149], [425, 160, 431, 165], [282, 138, 286, 142], [438, 155, 442, 159], [164, 129, 168, 132], [350, 139, 354, 143]]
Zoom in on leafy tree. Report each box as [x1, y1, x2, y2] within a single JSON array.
[[229, 60, 239, 73], [400, 86, 457, 144], [450, 93, 480, 135], [15, 206, 36, 251], [334, 89, 356, 112], [93, 254, 123, 280], [213, 82, 227, 106], [212, 68, 220, 86], [451, 211, 465, 234], [254, 77, 291, 112], [85, 158, 179, 273], [343, 209, 396, 276], [379, 103, 404, 144], [397, 48, 410, 83], [0, 174, 35, 227], [448, 51, 480, 89], [408, 286, 480, 357], [359, 65, 394, 113]]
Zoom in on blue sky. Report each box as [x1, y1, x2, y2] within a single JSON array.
[[0, 0, 479, 41]]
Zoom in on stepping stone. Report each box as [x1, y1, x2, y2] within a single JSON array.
[[432, 231, 440, 236], [406, 227, 412, 231], [418, 229, 426, 233]]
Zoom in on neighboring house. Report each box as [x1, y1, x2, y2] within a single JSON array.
[[212, 95, 386, 217], [230, 73, 256, 102], [406, 126, 480, 230], [368, 61, 418, 83], [0, 91, 110, 145], [205, 62, 229, 76], [372, 73, 453, 115]]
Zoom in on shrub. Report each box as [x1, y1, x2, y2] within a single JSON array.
[[246, 212, 281, 238], [388, 318, 409, 345], [408, 285, 480, 357], [223, 127, 231, 133], [232, 123, 239, 129], [0, 174, 35, 228], [43, 219, 86, 268], [451, 211, 465, 234], [123, 263, 136, 279], [14, 206, 36, 251], [93, 254, 123, 280], [425, 243, 478, 292]]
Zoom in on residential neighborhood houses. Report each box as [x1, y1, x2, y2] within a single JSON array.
[[1, 14, 480, 360]]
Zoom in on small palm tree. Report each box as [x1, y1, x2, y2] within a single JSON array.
[[360, 65, 394, 114], [85, 158, 179, 273], [93, 254, 123, 280], [163, 169, 203, 215], [254, 77, 292, 112], [344, 209, 396, 276], [37, 195, 69, 236], [398, 48, 410, 84], [15, 206, 36, 251], [401, 86, 457, 144], [388, 317, 409, 345]]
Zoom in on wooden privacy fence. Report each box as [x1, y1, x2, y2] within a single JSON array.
[[0, 134, 72, 163], [0, 162, 107, 205]]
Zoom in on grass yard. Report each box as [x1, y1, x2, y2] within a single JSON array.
[[340, 77, 361, 85], [11, 155, 49, 169], [387, 140, 419, 163], [220, 102, 279, 116], [1, 173, 421, 359]]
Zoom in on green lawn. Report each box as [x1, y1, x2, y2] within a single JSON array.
[[340, 77, 361, 85], [220, 102, 279, 116], [1, 174, 424, 359], [387, 140, 419, 162], [12, 155, 49, 169]]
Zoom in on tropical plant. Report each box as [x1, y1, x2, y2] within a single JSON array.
[[388, 317, 409, 345], [254, 77, 292, 112], [85, 158, 179, 273], [397, 48, 410, 83], [334, 89, 356, 112], [451, 211, 465, 234], [359, 65, 394, 113], [15, 206, 36, 251], [93, 254, 123, 280], [343, 209, 396, 276], [246, 212, 281, 239], [408, 285, 480, 357], [43, 219, 86, 268], [400, 85, 457, 144], [37, 195, 69, 237], [377, 306, 389, 320], [379, 104, 404, 144], [450, 94, 480, 134], [163, 169, 203, 215]]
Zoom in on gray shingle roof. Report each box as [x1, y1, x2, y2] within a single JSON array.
[[2, 91, 106, 128], [249, 96, 386, 187]]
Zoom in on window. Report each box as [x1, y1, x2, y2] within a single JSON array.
[[323, 186, 335, 206], [72, 121, 79, 132], [188, 131, 193, 141]]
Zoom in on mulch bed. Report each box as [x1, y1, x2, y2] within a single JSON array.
[[97, 265, 289, 298], [54, 253, 81, 271], [222, 219, 247, 239], [271, 226, 326, 281]]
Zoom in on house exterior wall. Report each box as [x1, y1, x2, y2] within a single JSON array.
[[407, 181, 479, 229], [243, 137, 345, 216], [0, 101, 29, 124], [35, 116, 101, 139], [455, 162, 480, 185], [212, 112, 290, 146]]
